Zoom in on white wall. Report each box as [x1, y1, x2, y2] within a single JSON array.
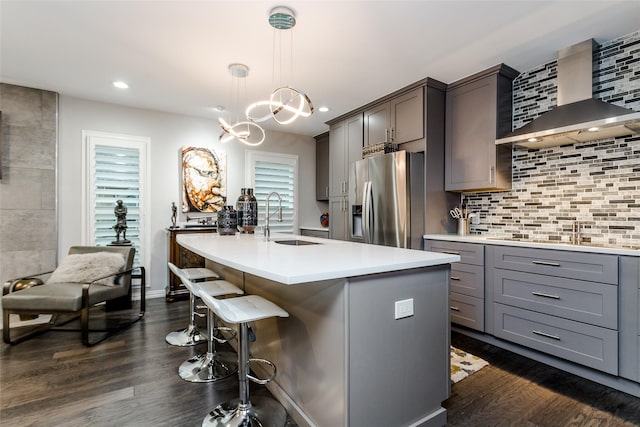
[[58, 96, 322, 298]]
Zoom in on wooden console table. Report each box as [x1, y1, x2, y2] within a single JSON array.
[[166, 227, 217, 301]]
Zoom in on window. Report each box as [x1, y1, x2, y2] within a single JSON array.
[[83, 131, 150, 275], [245, 151, 298, 234]]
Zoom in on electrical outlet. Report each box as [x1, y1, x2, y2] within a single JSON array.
[[394, 298, 414, 319]]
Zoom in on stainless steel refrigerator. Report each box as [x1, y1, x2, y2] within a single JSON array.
[[348, 150, 424, 249]]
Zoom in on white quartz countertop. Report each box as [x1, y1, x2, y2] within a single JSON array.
[[177, 233, 460, 285], [424, 234, 640, 257]]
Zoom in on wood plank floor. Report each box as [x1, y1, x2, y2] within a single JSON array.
[[446, 333, 640, 426], [1, 297, 639, 426]]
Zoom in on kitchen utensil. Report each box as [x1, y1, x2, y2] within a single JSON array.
[[450, 208, 462, 219]]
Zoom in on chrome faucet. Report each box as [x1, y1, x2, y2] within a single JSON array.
[[571, 220, 582, 245], [264, 191, 283, 241]]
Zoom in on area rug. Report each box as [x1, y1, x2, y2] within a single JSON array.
[[451, 346, 489, 384]]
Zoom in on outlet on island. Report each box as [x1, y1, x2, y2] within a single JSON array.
[[394, 298, 414, 319]]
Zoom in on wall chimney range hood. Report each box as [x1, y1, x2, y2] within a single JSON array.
[[496, 39, 640, 148]]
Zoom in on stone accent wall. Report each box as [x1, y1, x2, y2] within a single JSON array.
[[463, 31, 640, 249], [0, 84, 58, 288]]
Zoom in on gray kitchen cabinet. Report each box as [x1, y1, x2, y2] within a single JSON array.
[[299, 227, 329, 238], [314, 132, 329, 201], [328, 196, 349, 241], [425, 239, 485, 331], [364, 87, 424, 146], [619, 256, 640, 382], [488, 245, 620, 375], [329, 114, 363, 198], [445, 64, 519, 192]]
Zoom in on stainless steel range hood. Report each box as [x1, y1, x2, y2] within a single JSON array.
[[496, 39, 640, 148]]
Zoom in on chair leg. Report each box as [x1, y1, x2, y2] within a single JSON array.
[[178, 308, 237, 382]]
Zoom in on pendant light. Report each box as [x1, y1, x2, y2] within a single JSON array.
[[246, 6, 314, 125], [218, 63, 265, 146]]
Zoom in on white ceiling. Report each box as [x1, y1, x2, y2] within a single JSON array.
[[2, 1, 639, 137]]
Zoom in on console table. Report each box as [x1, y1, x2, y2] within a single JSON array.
[[166, 227, 217, 301]]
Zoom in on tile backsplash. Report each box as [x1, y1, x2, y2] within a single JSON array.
[[463, 31, 639, 249]]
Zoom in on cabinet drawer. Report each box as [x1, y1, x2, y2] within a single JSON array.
[[450, 292, 484, 332], [425, 240, 484, 265], [491, 246, 618, 284], [494, 303, 618, 375], [451, 263, 484, 298], [493, 269, 618, 329]]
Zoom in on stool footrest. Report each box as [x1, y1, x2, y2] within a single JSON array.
[[213, 326, 236, 344], [247, 358, 277, 385]]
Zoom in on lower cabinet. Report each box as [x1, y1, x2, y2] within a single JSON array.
[[488, 245, 620, 375], [425, 237, 640, 390], [424, 239, 485, 332]]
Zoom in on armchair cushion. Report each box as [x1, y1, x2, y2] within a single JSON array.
[[48, 252, 126, 286]]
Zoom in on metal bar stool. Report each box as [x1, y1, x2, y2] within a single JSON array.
[[165, 263, 221, 346], [169, 263, 244, 382], [198, 290, 289, 427]]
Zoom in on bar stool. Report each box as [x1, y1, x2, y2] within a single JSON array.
[[178, 277, 244, 382], [165, 263, 221, 346], [198, 290, 289, 427]]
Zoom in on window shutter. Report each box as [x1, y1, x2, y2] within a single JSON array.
[[93, 145, 142, 266], [254, 160, 295, 233]]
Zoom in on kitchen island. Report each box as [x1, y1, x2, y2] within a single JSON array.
[[177, 233, 460, 427]]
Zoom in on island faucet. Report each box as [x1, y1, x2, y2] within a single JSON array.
[[264, 191, 283, 241]]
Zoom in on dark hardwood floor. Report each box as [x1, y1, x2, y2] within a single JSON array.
[[1, 298, 639, 426], [446, 333, 640, 427]]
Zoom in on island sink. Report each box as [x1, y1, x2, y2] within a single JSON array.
[[273, 239, 320, 246]]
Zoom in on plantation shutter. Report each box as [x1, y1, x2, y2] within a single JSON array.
[[92, 145, 142, 266], [250, 155, 297, 234]]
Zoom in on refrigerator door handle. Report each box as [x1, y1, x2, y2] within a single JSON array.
[[362, 181, 373, 244]]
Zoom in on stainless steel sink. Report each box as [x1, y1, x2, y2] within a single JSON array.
[[274, 239, 321, 246]]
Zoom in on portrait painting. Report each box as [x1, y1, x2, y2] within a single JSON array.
[[181, 146, 226, 213]]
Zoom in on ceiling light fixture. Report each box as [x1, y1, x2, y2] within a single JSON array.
[[246, 6, 313, 125], [113, 81, 129, 89], [218, 64, 265, 146]]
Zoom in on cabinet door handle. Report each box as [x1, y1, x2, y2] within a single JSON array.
[[489, 166, 494, 184], [532, 260, 561, 267], [531, 291, 561, 300], [390, 127, 394, 141], [532, 330, 561, 341], [325, 187, 329, 198], [450, 306, 460, 312], [451, 276, 461, 281], [442, 250, 460, 255], [384, 129, 389, 143]]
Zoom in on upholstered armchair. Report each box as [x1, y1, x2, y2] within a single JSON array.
[[2, 246, 145, 346]]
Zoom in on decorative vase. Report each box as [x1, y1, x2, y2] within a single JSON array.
[[217, 206, 238, 235], [236, 188, 258, 234]]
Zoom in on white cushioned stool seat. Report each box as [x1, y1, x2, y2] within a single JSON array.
[[199, 293, 289, 324], [192, 280, 242, 299], [181, 267, 219, 281]]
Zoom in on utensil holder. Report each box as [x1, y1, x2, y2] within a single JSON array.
[[457, 218, 470, 236]]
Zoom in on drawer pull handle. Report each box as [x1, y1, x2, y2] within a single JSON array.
[[451, 276, 461, 281], [532, 330, 561, 341], [442, 250, 460, 255], [450, 306, 460, 312], [532, 260, 561, 267], [531, 291, 561, 300]]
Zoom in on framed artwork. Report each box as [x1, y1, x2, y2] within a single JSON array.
[[181, 146, 226, 213]]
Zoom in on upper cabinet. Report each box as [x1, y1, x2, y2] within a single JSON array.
[[445, 64, 519, 192], [329, 113, 363, 198], [364, 87, 424, 146], [314, 132, 329, 201]]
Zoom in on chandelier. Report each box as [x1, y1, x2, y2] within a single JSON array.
[[246, 6, 314, 125], [218, 64, 265, 146]]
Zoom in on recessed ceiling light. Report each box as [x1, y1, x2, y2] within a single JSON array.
[[527, 137, 538, 143], [318, 106, 330, 113], [113, 81, 129, 89], [588, 127, 600, 132]]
